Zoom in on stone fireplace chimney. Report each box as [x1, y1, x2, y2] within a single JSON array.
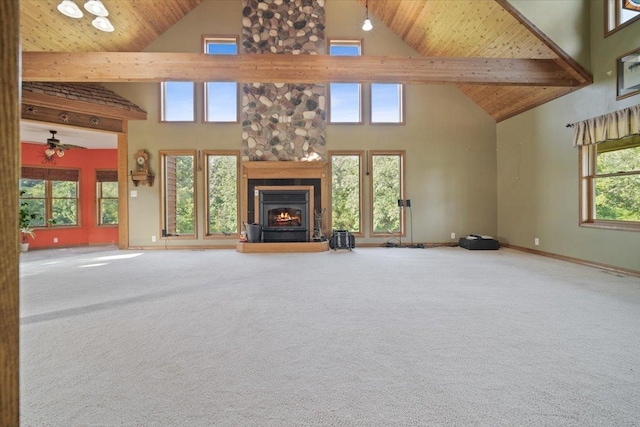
[[241, 0, 327, 162]]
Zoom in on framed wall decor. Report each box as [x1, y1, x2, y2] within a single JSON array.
[[617, 47, 640, 100]]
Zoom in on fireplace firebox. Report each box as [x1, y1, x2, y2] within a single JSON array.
[[258, 187, 312, 242]]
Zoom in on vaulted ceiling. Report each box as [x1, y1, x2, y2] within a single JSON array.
[[20, 0, 591, 122]]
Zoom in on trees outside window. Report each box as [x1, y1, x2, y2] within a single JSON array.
[[161, 82, 195, 122], [97, 170, 118, 225], [20, 167, 79, 227], [580, 137, 640, 231], [204, 36, 238, 122], [370, 151, 405, 236], [330, 151, 363, 235], [161, 151, 196, 236], [205, 151, 239, 236]]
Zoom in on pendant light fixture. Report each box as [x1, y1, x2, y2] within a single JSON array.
[[92, 16, 115, 32], [362, 0, 373, 31], [84, 0, 109, 17], [57, 0, 83, 19], [57, 0, 114, 32]]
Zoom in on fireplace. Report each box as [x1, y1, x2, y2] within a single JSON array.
[[240, 161, 328, 245], [257, 186, 312, 242]]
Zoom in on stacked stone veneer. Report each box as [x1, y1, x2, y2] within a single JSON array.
[[241, 0, 326, 161]]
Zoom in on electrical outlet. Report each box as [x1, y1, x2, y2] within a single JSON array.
[[53, 237, 58, 243], [534, 237, 540, 246], [151, 236, 156, 242], [451, 232, 456, 239], [130, 190, 137, 198]]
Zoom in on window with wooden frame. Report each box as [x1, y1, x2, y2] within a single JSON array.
[[329, 40, 363, 124], [370, 151, 405, 237], [606, 0, 640, 36], [329, 151, 364, 236], [204, 151, 239, 237], [96, 170, 118, 226], [20, 167, 80, 227], [160, 151, 197, 237], [579, 136, 640, 231], [371, 83, 405, 124], [160, 82, 196, 122], [203, 36, 239, 123]]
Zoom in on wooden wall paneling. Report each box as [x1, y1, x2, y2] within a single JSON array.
[[0, 1, 20, 425], [117, 132, 129, 249]]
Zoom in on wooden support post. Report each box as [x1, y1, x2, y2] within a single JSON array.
[[0, 1, 21, 425]]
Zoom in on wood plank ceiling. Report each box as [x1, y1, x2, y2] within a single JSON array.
[[20, 0, 202, 52], [20, 0, 591, 122], [356, 0, 591, 121]]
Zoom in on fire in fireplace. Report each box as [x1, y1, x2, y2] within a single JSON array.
[[269, 208, 302, 227]]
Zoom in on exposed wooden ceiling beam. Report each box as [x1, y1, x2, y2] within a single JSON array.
[[22, 52, 581, 87]]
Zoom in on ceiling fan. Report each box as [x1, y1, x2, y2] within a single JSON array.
[[42, 130, 86, 164]]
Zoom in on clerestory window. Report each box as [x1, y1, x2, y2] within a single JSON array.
[[606, 0, 640, 36], [203, 36, 239, 123]]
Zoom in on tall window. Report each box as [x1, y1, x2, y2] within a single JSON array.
[[370, 151, 405, 236], [96, 170, 118, 225], [160, 82, 195, 122], [329, 40, 362, 124], [20, 167, 80, 227], [161, 151, 196, 237], [371, 83, 404, 124], [205, 151, 239, 236], [204, 36, 238, 122], [330, 151, 364, 235], [606, 0, 640, 35], [580, 137, 640, 230]]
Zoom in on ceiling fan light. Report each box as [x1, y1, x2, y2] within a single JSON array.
[[57, 0, 83, 19], [57, 149, 65, 158], [45, 148, 56, 158], [92, 16, 114, 32], [84, 0, 109, 17]]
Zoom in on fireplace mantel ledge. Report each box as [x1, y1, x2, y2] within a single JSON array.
[[241, 161, 327, 179]]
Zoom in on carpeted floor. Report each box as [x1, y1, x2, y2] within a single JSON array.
[[19, 246, 640, 426]]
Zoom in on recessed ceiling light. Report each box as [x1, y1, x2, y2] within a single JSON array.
[[92, 16, 114, 32], [57, 0, 83, 19]]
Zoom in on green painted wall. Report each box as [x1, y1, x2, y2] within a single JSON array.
[[107, 0, 497, 247], [497, 1, 640, 271]]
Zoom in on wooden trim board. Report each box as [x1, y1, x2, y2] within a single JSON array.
[[504, 244, 640, 278], [236, 241, 329, 253], [0, 1, 20, 424]]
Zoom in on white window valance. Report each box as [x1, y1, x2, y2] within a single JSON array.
[[573, 104, 640, 147]]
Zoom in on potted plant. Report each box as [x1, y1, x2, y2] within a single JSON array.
[[19, 190, 39, 252]]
